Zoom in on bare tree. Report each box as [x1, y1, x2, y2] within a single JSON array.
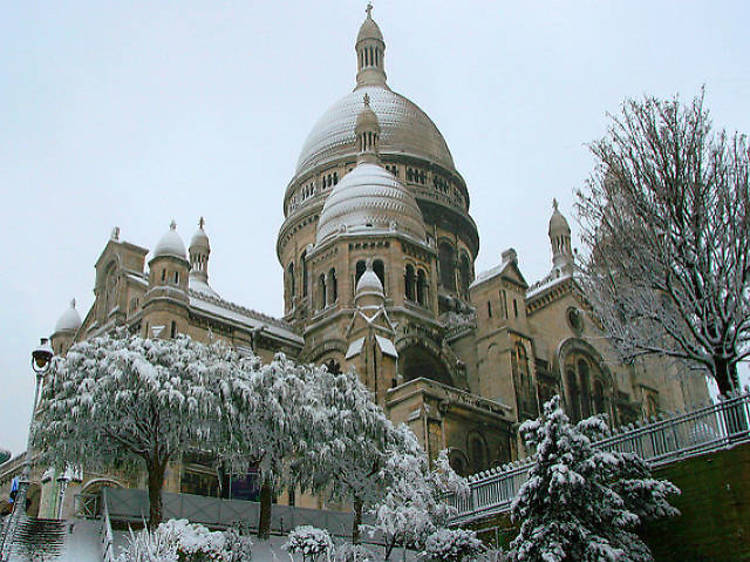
[[576, 90, 750, 396]]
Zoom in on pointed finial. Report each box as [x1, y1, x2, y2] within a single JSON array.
[[199, 216, 205, 230], [553, 198, 559, 212], [363, 93, 370, 107], [70, 298, 76, 309], [170, 219, 177, 230], [366, 2, 373, 18], [111, 226, 120, 241]]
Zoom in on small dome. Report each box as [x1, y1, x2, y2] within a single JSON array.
[[356, 264, 384, 296], [316, 163, 426, 244], [356, 94, 379, 134], [357, 4, 383, 44], [54, 299, 82, 334], [190, 217, 210, 251], [549, 199, 570, 236], [153, 220, 187, 260]]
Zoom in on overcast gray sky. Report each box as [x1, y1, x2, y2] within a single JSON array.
[[1, 1, 749, 455]]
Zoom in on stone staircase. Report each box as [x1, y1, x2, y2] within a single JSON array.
[[8, 517, 67, 561]]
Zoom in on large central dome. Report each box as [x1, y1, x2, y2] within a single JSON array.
[[295, 85, 456, 177]]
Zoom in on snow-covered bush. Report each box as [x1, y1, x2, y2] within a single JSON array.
[[334, 542, 376, 562], [419, 528, 484, 562], [117, 519, 251, 562], [508, 396, 680, 562], [283, 526, 334, 562], [370, 447, 469, 558]]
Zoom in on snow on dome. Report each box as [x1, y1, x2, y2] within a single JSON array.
[[548, 199, 570, 236], [356, 261, 384, 296], [153, 220, 187, 260], [189, 217, 210, 251], [54, 299, 82, 334], [295, 85, 455, 178], [315, 162, 426, 244]]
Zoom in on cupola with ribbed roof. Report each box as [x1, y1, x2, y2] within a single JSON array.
[[189, 217, 219, 298], [356, 3, 386, 88], [315, 96, 427, 244], [548, 199, 573, 271]]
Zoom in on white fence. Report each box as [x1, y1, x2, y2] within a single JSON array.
[[450, 392, 750, 523]]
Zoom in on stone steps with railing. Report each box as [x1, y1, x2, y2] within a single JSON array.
[[7, 517, 66, 561]]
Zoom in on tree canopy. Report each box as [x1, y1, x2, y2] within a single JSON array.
[[576, 90, 750, 395]]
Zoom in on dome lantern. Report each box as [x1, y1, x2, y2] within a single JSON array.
[[548, 199, 573, 271], [189, 217, 219, 298], [356, 3, 387, 88], [355, 93, 381, 164]]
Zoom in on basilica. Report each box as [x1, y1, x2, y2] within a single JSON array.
[[34, 6, 707, 512]]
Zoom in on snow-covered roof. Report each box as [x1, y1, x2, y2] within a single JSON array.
[[526, 269, 573, 300], [346, 337, 365, 359], [153, 221, 187, 260], [375, 335, 397, 357], [189, 276, 220, 299], [188, 290, 302, 346], [53, 299, 82, 334]]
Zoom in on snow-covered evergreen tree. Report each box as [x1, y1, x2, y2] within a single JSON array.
[[509, 396, 680, 562], [34, 332, 253, 528], [283, 525, 334, 562]]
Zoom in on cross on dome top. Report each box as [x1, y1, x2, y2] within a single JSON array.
[[356, 3, 386, 87], [170, 219, 177, 230], [199, 216, 205, 229], [366, 2, 373, 18]]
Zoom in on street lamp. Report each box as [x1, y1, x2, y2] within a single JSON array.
[[0, 338, 53, 561]]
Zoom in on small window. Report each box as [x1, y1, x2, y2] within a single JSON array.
[[513, 299, 519, 318], [173, 271, 179, 284], [161, 269, 166, 282], [487, 301, 493, 318], [170, 321, 177, 338]]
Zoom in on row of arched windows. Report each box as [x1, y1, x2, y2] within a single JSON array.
[[406, 167, 426, 185], [565, 356, 608, 423], [318, 268, 338, 309], [404, 264, 429, 307], [438, 242, 473, 297], [322, 172, 339, 188]]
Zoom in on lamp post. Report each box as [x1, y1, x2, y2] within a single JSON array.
[[0, 338, 53, 561]]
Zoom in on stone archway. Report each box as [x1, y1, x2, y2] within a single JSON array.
[[399, 340, 453, 386]]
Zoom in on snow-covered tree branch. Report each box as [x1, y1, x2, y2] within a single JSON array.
[[576, 89, 750, 395], [34, 332, 251, 528]]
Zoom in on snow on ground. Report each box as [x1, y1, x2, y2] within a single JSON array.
[[110, 529, 418, 562]]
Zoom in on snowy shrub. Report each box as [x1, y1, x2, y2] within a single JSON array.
[[419, 528, 484, 562], [283, 526, 334, 561], [334, 542, 376, 562], [508, 396, 680, 562], [117, 519, 251, 562]]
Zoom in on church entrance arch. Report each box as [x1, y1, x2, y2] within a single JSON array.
[[399, 340, 452, 386]]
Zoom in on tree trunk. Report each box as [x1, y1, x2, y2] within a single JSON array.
[[352, 498, 363, 544], [147, 460, 166, 530], [714, 356, 738, 397], [257, 479, 273, 540]]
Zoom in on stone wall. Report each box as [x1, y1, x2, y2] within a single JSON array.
[[462, 443, 750, 560]]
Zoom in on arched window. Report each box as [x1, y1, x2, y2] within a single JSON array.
[[355, 260, 366, 285], [287, 262, 295, 298], [469, 434, 487, 474], [438, 242, 456, 291], [593, 380, 605, 415], [578, 359, 591, 418], [328, 268, 337, 304], [170, 321, 177, 339], [373, 259, 385, 288], [173, 271, 179, 284], [459, 253, 471, 297], [417, 269, 428, 306], [448, 450, 468, 477], [319, 274, 327, 310], [567, 369, 580, 422], [301, 250, 308, 297], [404, 265, 415, 301]]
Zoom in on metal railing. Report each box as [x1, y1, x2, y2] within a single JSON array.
[[450, 392, 750, 522], [100, 488, 115, 562]]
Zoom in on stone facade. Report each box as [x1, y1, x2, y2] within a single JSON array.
[[3, 5, 709, 520]]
